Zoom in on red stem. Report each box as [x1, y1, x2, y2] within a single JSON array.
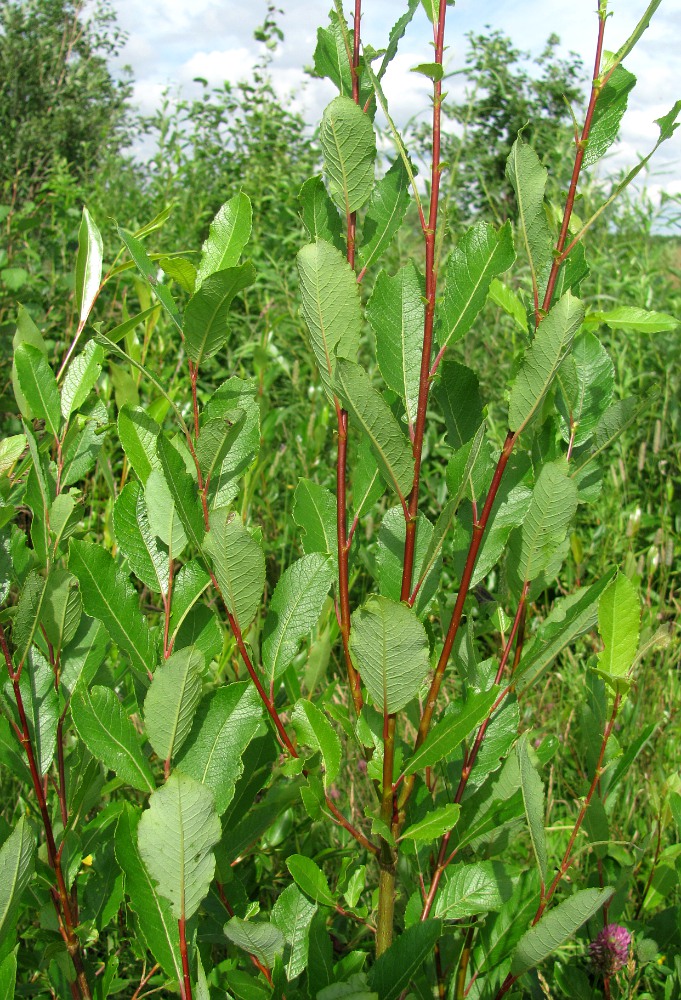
[[178, 916, 193, 1000]]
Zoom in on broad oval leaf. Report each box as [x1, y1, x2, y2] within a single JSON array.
[[349, 595, 429, 714], [195, 192, 252, 289], [224, 916, 285, 968], [144, 646, 204, 762], [292, 479, 337, 560], [597, 573, 640, 679], [299, 175, 345, 251], [203, 509, 265, 634], [71, 685, 155, 792], [321, 95, 376, 214], [287, 854, 336, 907], [183, 262, 256, 365], [138, 772, 220, 921], [434, 861, 517, 920]]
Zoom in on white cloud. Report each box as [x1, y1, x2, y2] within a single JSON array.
[[179, 47, 256, 87]]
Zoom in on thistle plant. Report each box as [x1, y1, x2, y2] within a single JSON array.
[[0, 2, 679, 999]]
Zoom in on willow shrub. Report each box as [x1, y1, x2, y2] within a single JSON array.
[[1, 1, 680, 999]]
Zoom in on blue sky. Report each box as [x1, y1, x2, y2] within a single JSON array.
[[112, 0, 680, 203]]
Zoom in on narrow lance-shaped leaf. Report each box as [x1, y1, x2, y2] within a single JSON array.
[[517, 733, 548, 886], [40, 569, 82, 653], [299, 175, 345, 252], [434, 358, 484, 451], [367, 262, 423, 427], [584, 65, 636, 168], [117, 226, 182, 332], [117, 404, 162, 485], [69, 539, 156, 677], [555, 331, 614, 447], [272, 884, 317, 981], [14, 344, 61, 437], [511, 887, 614, 976], [321, 95, 376, 215], [60, 340, 103, 419], [262, 554, 334, 683], [401, 688, 498, 777], [195, 192, 252, 289], [138, 772, 221, 921], [183, 262, 256, 366], [436, 221, 515, 353], [597, 573, 640, 680], [505, 138, 553, 291], [144, 647, 204, 762], [358, 158, 411, 272], [291, 699, 341, 787], [114, 481, 170, 595], [297, 239, 362, 402], [11, 570, 48, 670], [203, 509, 265, 634], [508, 460, 578, 585], [156, 436, 205, 553], [368, 920, 442, 1000], [400, 804, 460, 843], [0, 817, 35, 947], [508, 292, 585, 434], [75, 207, 103, 325], [335, 358, 413, 502], [349, 596, 429, 714], [292, 479, 337, 560], [18, 650, 57, 775], [71, 685, 155, 792], [377, 508, 441, 619]]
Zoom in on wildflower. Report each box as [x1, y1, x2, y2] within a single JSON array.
[[589, 924, 632, 974]]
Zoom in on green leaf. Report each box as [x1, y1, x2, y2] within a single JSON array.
[[11, 569, 48, 669], [105, 305, 160, 345], [375, 0, 419, 81], [0, 952, 17, 1000], [511, 887, 614, 976], [588, 305, 678, 333], [18, 649, 57, 776], [402, 688, 498, 777], [488, 278, 528, 332], [358, 158, 410, 272], [75, 207, 103, 325], [508, 292, 585, 434], [224, 916, 285, 968], [376, 507, 440, 618], [297, 239, 362, 401], [202, 378, 261, 509], [400, 803, 460, 843], [203, 509, 265, 634], [69, 539, 156, 678], [115, 805, 183, 983], [368, 919, 442, 1000], [312, 9, 354, 97], [138, 772, 220, 920], [71, 685, 155, 792], [597, 573, 640, 679], [292, 479, 337, 560], [176, 683, 263, 814], [367, 262, 423, 427], [435, 862, 516, 920], [508, 461, 578, 585], [14, 344, 61, 437], [0, 817, 35, 947], [307, 909, 335, 995], [183, 262, 256, 365], [299, 176, 345, 252], [195, 192, 252, 289], [321, 96, 376, 215], [335, 359, 413, 502], [0, 434, 26, 477], [159, 256, 196, 294], [117, 404, 161, 485], [145, 469, 188, 559], [291, 699, 341, 788], [40, 569, 81, 652], [117, 226, 182, 332], [434, 358, 484, 450], [114, 481, 170, 595], [411, 61, 443, 81], [262, 554, 335, 683], [197, 412, 246, 486], [437, 221, 515, 352], [287, 854, 336, 907], [556, 331, 614, 446], [169, 560, 211, 647], [144, 646, 204, 761], [505, 138, 553, 290], [60, 340, 104, 419], [585, 65, 636, 167], [156, 436, 205, 553], [272, 884, 317, 981], [349, 596, 429, 713], [517, 733, 548, 885]]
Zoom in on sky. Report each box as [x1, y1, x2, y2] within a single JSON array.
[[110, 0, 681, 205]]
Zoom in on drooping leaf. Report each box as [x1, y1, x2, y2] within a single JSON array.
[[71, 685, 155, 792], [117, 226, 182, 332], [435, 862, 516, 920], [114, 481, 170, 595], [144, 646, 204, 762], [597, 573, 640, 679], [321, 96, 376, 214], [138, 772, 220, 921], [69, 539, 156, 678], [507, 461, 578, 585], [368, 919, 442, 1000], [297, 239, 362, 401], [224, 916, 285, 968], [197, 411, 246, 486], [203, 509, 265, 634], [291, 699, 341, 787], [349, 596, 429, 713], [488, 278, 528, 332], [272, 883, 317, 980], [287, 855, 336, 907], [14, 344, 61, 437], [168, 560, 211, 645], [400, 803, 460, 843], [156, 435, 205, 553], [367, 262, 423, 427], [584, 65, 636, 167], [401, 688, 498, 777], [517, 733, 548, 885], [0, 817, 35, 947], [511, 887, 615, 975], [292, 479, 337, 560], [434, 358, 484, 450], [556, 331, 614, 446], [114, 805, 183, 982], [299, 175, 345, 252], [358, 158, 410, 272], [505, 138, 553, 290], [176, 683, 263, 814], [351, 435, 386, 519], [437, 221, 515, 352], [183, 263, 256, 365], [312, 9, 354, 97], [60, 340, 104, 419], [40, 568, 82, 652], [145, 468, 188, 559], [195, 192, 252, 289], [335, 358, 413, 502], [508, 292, 585, 434], [588, 305, 678, 333]]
